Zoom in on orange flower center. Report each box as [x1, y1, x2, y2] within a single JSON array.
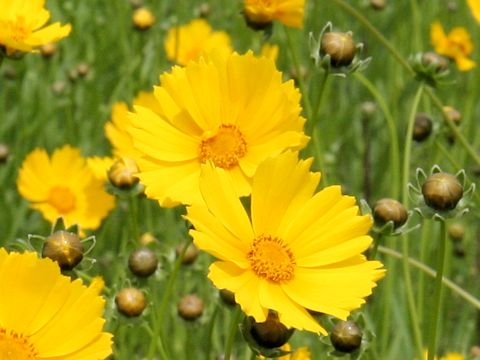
[[199, 124, 247, 169], [0, 328, 37, 359], [247, 234, 295, 282], [48, 186, 76, 214]]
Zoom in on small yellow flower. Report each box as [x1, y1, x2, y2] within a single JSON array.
[[185, 152, 385, 333], [0, 0, 71, 55], [17, 145, 115, 231], [132, 7, 155, 30], [0, 248, 112, 359], [128, 51, 309, 207], [164, 18, 232, 65], [261, 43, 279, 62], [430, 21, 476, 71], [467, 0, 480, 23], [244, 0, 305, 29]]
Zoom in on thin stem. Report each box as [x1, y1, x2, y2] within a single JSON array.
[[204, 304, 219, 360], [128, 195, 139, 241], [427, 221, 447, 360], [354, 73, 400, 199], [369, 233, 383, 260], [401, 82, 425, 360], [283, 26, 313, 119], [378, 245, 480, 309], [311, 70, 330, 125], [224, 306, 242, 360]]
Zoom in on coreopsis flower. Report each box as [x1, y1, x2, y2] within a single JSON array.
[[105, 92, 161, 159], [17, 145, 115, 231], [430, 21, 475, 71], [185, 152, 385, 333], [0, 0, 71, 56], [419, 351, 464, 360], [0, 248, 112, 359], [164, 18, 232, 65], [467, 0, 480, 23], [128, 51, 308, 207], [132, 7, 155, 30], [244, 0, 305, 29]]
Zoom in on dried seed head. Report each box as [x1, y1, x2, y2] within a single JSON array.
[[177, 294, 204, 321], [42, 230, 84, 270], [373, 198, 408, 228], [250, 311, 294, 349], [330, 320, 362, 353], [116, 287, 147, 317], [108, 157, 139, 189], [422, 172, 463, 211], [321, 32, 357, 67], [128, 247, 158, 277], [413, 113, 433, 142]]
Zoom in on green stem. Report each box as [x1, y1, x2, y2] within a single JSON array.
[[204, 304, 219, 360], [224, 306, 242, 360], [427, 221, 447, 360], [378, 245, 480, 310], [311, 70, 330, 125], [353, 73, 400, 199], [283, 26, 313, 119], [401, 83, 425, 360], [369, 233, 383, 260], [146, 237, 193, 359], [128, 195, 139, 241]]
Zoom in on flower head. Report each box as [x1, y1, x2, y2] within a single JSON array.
[[430, 21, 475, 71], [164, 19, 232, 66], [244, 0, 305, 29], [185, 152, 385, 333], [0, 248, 112, 359], [0, 0, 71, 55], [128, 51, 308, 207], [17, 145, 115, 231]]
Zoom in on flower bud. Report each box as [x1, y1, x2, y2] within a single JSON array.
[[108, 157, 139, 189], [443, 106, 462, 125], [421, 52, 449, 73], [373, 198, 408, 228], [321, 32, 356, 67], [128, 247, 158, 277], [175, 243, 199, 265], [219, 289, 236, 306], [140, 232, 157, 246], [116, 287, 147, 317], [370, 0, 385, 10], [177, 294, 204, 321], [76, 63, 90, 77], [250, 311, 294, 349], [448, 222, 464, 242], [422, 172, 463, 211], [42, 230, 83, 270], [330, 320, 362, 353], [0, 143, 9, 163], [129, 0, 143, 8], [133, 8, 155, 30], [195, 3, 211, 18], [360, 101, 377, 119], [413, 113, 433, 142], [40, 43, 57, 58]]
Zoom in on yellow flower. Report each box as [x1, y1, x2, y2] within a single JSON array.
[[128, 51, 309, 207], [430, 21, 475, 71], [419, 350, 464, 360], [0, 248, 112, 359], [87, 156, 115, 181], [132, 7, 155, 30], [261, 43, 279, 62], [467, 0, 480, 23], [105, 92, 160, 160], [164, 18, 232, 65], [244, 0, 305, 29], [258, 343, 311, 359], [0, 0, 71, 55], [17, 145, 115, 231], [185, 152, 385, 333]]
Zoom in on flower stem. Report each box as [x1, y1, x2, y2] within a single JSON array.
[[353, 73, 400, 199], [427, 220, 448, 360], [401, 82, 425, 360], [224, 306, 242, 360]]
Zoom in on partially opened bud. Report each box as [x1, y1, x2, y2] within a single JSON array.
[[250, 311, 294, 349], [330, 320, 362, 353], [422, 172, 463, 211], [116, 287, 147, 317], [321, 32, 356, 67], [42, 230, 84, 270], [108, 157, 139, 189]]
